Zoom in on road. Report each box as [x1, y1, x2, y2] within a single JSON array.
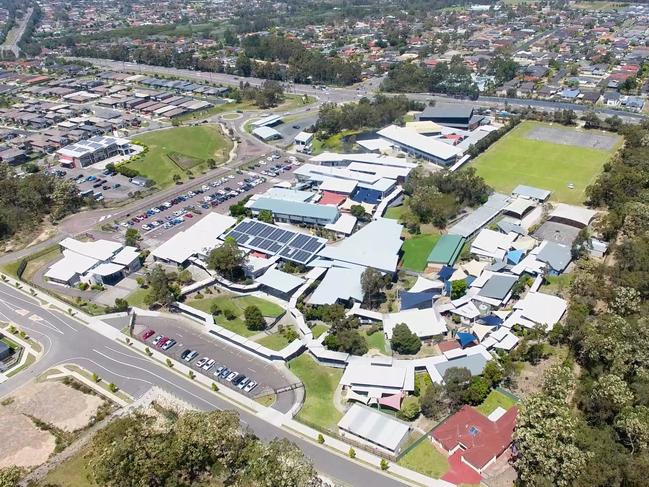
[[0, 7, 33, 58], [0, 282, 407, 487]]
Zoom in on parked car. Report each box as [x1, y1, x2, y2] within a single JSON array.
[[202, 359, 215, 371], [156, 337, 169, 348], [243, 381, 257, 393], [152, 335, 164, 346], [195, 357, 209, 368], [161, 338, 176, 351], [219, 367, 231, 379], [233, 375, 247, 386], [182, 350, 199, 362], [238, 377, 251, 389], [141, 329, 155, 340], [226, 371, 238, 382], [214, 366, 225, 377]]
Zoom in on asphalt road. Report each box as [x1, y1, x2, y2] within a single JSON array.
[[0, 282, 407, 487]]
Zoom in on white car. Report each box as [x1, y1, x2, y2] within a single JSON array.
[[237, 377, 250, 389], [173, 210, 184, 217], [142, 224, 152, 231], [226, 371, 237, 382], [163, 202, 172, 208], [195, 357, 209, 368], [187, 191, 196, 197], [201, 184, 210, 191], [183, 350, 198, 362], [202, 359, 215, 371], [228, 174, 235, 180], [243, 381, 257, 393]]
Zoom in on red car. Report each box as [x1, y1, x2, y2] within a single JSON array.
[[156, 336, 169, 348], [184, 213, 193, 218], [141, 329, 155, 340]]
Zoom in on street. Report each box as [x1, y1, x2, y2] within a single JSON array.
[[0, 282, 408, 487]]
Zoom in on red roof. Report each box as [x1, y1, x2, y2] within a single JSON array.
[[319, 191, 347, 207], [432, 405, 517, 471], [438, 340, 461, 353]]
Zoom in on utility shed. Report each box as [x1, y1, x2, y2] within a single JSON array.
[[427, 234, 466, 266], [338, 404, 411, 454]]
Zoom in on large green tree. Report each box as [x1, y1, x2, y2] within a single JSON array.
[[207, 237, 246, 280]]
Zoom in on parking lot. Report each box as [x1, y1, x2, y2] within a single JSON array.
[[109, 315, 298, 413], [120, 154, 299, 245], [61, 164, 142, 202]]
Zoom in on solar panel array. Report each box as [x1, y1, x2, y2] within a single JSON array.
[[226, 220, 326, 264]]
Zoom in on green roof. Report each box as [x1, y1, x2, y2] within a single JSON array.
[[427, 234, 466, 266]]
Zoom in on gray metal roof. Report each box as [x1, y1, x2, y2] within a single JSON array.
[[512, 184, 551, 201], [447, 193, 510, 238], [537, 241, 572, 272], [478, 274, 518, 300], [435, 353, 488, 378], [337, 404, 410, 452]]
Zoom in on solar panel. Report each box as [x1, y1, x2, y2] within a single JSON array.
[[299, 236, 316, 249], [260, 226, 275, 238], [277, 231, 294, 243], [292, 250, 311, 263], [469, 426, 479, 436], [280, 247, 293, 257], [250, 236, 265, 247], [291, 234, 309, 248], [269, 228, 284, 240], [237, 220, 254, 233], [303, 241, 322, 253], [237, 234, 250, 244], [269, 243, 282, 253], [258, 240, 273, 250], [248, 222, 265, 236]]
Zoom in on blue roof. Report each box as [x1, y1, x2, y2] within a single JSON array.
[[351, 187, 382, 204], [400, 291, 436, 310], [457, 332, 477, 348], [507, 249, 524, 264], [438, 266, 455, 281], [480, 315, 503, 326]]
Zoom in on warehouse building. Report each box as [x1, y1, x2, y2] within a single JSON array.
[[57, 135, 132, 168]]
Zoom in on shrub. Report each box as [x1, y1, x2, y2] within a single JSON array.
[[223, 308, 236, 321], [317, 433, 325, 444], [211, 383, 219, 392], [348, 447, 356, 459], [380, 459, 389, 471], [108, 383, 118, 393]]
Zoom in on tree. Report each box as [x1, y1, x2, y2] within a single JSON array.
[[610, 286, 641, 316], [0, 467, 22, 487], [583, 374, 633, 424], [361, 267, 384, 308], [515, 393, 589, 486], [323, 328, 368, 355], [258, 209, 273, 223], [391, 323, 421, 355], [397, 397, 421, 421], [616, 406, 649, 452], [465, 377, 491, 405], [111, 298, 128, 313], [172, 174, 181, 184], [143, 265, 179, 307], [450, 279, 467, 299], [124, 228, 141, 248], [245, 438, 322, 487], [350, 204, 369, 221], [482, 360, 504, 387], [236, 52, 252, 77], [244, 305, 265, 331], [207, 236, 246, 280], [443, 367, 472, 409], [420, 382, 446, 419]]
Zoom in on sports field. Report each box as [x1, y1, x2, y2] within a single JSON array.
[[471, 121, 622, 205], [126, 125, 232, 188]]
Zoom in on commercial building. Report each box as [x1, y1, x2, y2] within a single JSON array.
[[246, 197, 340, 225], [427, 234, 466, 267], [57, 135, 132, 167], [377, 125, 463, 165], [418, 105, 485, 130], [294, 131, 314, 153], [45, 237, 140, 287]]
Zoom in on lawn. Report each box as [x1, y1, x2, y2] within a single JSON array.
[[311, 129, 362, 155], [125, 287, 150, 309], [38, 446, 96, 487], [475, 389, 518, 416], [471, 121, 620, 205], [541, 273, 574, 297], [397, 439, 449, 478], [361, 328, 390, 355], [384, 204, 406, 220], [400, 233, 440, 271], [255, 332, 290, 351], [186, 294, 284, 338], [289, 354, 343, 431], [126, 126, 233, 188], [311, 323, 328, 338]]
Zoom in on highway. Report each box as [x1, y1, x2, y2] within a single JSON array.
[[0, 282, 408, 487]]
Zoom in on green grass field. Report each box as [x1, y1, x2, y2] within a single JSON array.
[[361, 328, 390, 355], [125, 287, 150, 309], [311, 323, 328, 338], [37, 446, 96, 487], [289, 354, 343, 431], [471, 121, 620, 205], [475, 389, 518, 416], [255, 332, 290, 351], [397, 439, 449, 478], [187, 294, 284, 337], [401, 233, 440, 271], [127, 126, 232, 188], [384, 205, 406, 220]]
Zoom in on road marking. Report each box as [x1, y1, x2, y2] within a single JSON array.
[[15, 309, 29, 316], [29, 314, 42, 321]]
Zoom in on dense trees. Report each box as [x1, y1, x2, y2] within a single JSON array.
[[0, 163, 84, 241], [143, 265, 181, 307], [315, 95, 422, 139], [382, 56, 479, 99], [244, 305, 266, 331], [401, 166, 491, 229], [87, 410, 321, 487], [360, 267, 387, 308]]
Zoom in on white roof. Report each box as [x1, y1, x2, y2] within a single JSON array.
[[338, 404, 410, 452], [152, 213, 237, 264], [319, 177, 358, 194], [550, 203, 597, 227], [507, 292, 567, 331], [504, 198, 537, 217], [252, 114, 282, 127], [295, 163, 380, 184], [447, 193, 511, 238], [256, 267, 305, 294], [377, 124, 463, 161], [340, 360, 413, 391], [91, 262, 125, 277], [356, 138, 393, 152], [317, 218, 403, 273], [307, 266, 364, 305], [470, 228, 516, 260], [262, 187, 315, 202], [383, 308, 447, 339], [44, 250, 97, 282], [310, 152, 416, 169], [347, 161, 410, 180], [324, 213, 357, 235], [60, 237, 121, 261], [112, 246, 140, 266], [294, 131, 314, 143], [252, 126, 281, 140]]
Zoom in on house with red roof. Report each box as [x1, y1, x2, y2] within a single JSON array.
[[431, 404, 518, 474]]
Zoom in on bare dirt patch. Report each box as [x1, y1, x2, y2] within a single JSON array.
[[0, 411, 56, 468], [525, 125, 619, 151], [5, 380, 105, 432]]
